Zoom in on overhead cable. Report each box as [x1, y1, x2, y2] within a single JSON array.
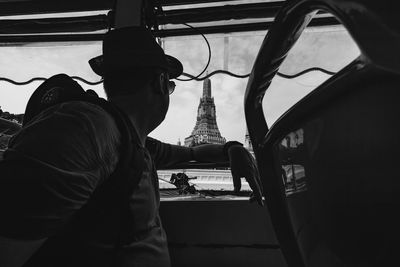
[[181, 67, 337, 81], [176, 23, 211, 81], [0, 76, 103, 86], [0, 67, 336, 87], [169, 22, 336, 81]]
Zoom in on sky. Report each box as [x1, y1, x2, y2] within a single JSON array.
[[0, 25, 359, 144]]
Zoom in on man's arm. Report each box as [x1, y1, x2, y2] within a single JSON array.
[[146, 138, 227, 167], [191, 143, 227, 163], [193, 142, 263, 205], [147, 138, 263, 205]]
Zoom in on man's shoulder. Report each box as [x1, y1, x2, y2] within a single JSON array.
[[19, 100, 121, 145], [7, 99, 122, 170], [59, 100, 112, 117], [43, 100, 118, 128]]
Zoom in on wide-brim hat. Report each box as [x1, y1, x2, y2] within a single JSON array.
[[89, 27, 183, 79]]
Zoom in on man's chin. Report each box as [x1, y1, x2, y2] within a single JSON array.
[[148, 116, 166, 135]]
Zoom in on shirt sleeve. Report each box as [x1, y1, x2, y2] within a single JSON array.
[[145, 137, 191, 169], [0, 101, 120, 240]]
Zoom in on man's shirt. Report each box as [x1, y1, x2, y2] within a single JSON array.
[[0, 101, 174, 267]]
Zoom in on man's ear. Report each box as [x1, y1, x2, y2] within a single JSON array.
[[153, 72, 168, 95]]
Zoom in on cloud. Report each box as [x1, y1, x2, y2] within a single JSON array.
[[281, 26, 360, 74]]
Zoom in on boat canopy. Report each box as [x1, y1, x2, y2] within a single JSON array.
[[0, 0, 340, 42]]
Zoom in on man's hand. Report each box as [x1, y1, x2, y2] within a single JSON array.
[[180, 141, 264, 205], [227, 145, 264, 206]]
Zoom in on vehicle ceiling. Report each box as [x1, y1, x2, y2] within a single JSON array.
[[0, 0, 340, 42]]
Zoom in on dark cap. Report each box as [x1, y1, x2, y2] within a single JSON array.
[[23, 74, 84, 126], [89, 27, 183, 79]]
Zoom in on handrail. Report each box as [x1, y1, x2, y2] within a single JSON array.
[[0, 16, 339, 39], [0, 1, 111, 17], [158, 1, 288, 25], [0, 15, 109, 34], [159, 161, 230, 170]]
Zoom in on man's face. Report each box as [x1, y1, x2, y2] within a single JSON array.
[[155, 71, 171, 124]]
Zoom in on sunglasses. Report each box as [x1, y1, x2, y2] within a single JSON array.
[[167, 80, 176, 95]]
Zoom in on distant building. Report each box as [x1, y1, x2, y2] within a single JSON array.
[[184, 77, 226, 147]]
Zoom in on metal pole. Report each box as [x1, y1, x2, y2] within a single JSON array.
[[114, 0, 144, 28]]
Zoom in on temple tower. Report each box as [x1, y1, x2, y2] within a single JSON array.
[[184, 78, 226, 147]]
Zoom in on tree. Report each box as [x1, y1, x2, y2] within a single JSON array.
[[0, 108, 23, 124]]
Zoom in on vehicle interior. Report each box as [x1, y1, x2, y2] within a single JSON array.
[[1, 0, 399, 266]]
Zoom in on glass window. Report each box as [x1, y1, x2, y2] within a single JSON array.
[[0, 31, 266, 197], [277, 128, 307, 196], [0, 41, 103, 114], [154, 32, 265, 195], [262, 23, 360, 127]]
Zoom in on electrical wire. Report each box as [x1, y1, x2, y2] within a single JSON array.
[[176, 23, 211, 82], [171, 22, 336, 81], [70, 76, 103, 85], [0, 76, 103, 86], [0, 77, 45, 85], [0, 21, 336, 86], [0, 66, 336, 87], [0, 66, 336, 86], [182, 69, 249, 80], [277, 67, 336, 78], [180, 67, 336, 81]]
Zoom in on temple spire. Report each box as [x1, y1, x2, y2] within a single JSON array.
[[202, 73, 211, 98]]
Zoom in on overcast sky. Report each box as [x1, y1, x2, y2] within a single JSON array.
[[0, 26, 359, 144]]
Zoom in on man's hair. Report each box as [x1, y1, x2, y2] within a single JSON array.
[[103, 68, 161, 99]]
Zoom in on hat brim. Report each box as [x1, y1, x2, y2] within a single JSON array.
[[89, 54, 183, 79]]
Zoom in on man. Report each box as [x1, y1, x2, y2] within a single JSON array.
[[0, 27, 262, 267]]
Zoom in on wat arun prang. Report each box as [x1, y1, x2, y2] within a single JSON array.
[[184, 77, 226, 147]]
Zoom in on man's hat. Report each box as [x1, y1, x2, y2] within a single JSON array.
[[89, 27, 183, 79], [23, 74, 85, 126]]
